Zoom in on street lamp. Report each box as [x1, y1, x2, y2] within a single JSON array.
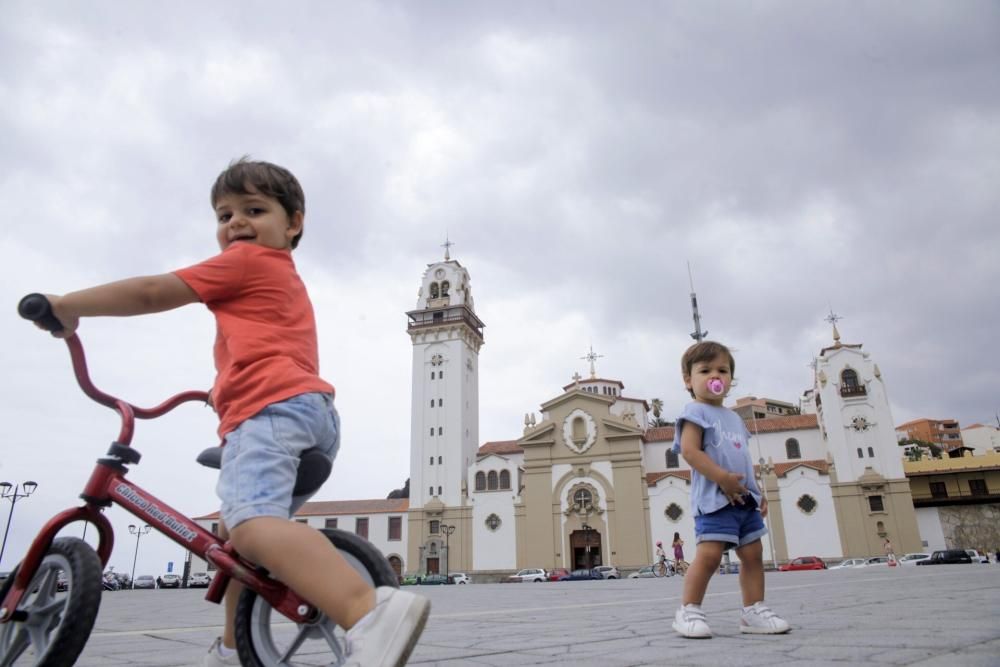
[[440, 524, 456, 578], [128, 524, 151, 589], [0, 481, 38, 568]]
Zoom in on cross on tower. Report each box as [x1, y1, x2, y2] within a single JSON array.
[[441, 236, 454, 260], [825, 309, 843, 343], [580, 346, 604, 379]]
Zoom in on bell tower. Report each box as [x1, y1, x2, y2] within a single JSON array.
[[406, 243, 484, 575], [813, 312, 920, 556]]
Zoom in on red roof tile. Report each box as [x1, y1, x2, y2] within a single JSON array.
[[478, 440, 523, 455], [646, 470, 691, 485], [771, 459, 829, 477], [745, 414, 818, 433], [644, 426, 676, 442]]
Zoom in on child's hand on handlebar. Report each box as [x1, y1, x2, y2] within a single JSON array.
[[40, 295, 78, 339]]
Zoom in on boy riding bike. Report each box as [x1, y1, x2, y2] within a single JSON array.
[[35, 158, 429, 666]]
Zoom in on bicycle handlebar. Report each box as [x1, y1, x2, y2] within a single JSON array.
[[18, 293, 210, 431]]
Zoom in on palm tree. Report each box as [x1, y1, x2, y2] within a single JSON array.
[[649, 398, 670, 427]]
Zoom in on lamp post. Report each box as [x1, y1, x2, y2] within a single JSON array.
[[440, 524, 456, 578], [0, 481, 38, 568], [128, 524, 151, 589]]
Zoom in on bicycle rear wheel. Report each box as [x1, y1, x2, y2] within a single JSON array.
[[234, 528, 399, 667], [0, 537, 103, 666]]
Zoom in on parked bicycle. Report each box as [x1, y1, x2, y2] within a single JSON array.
[[0, 294, 398, 666]]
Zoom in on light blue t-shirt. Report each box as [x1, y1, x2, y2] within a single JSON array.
[[672, 402, 761, 516]]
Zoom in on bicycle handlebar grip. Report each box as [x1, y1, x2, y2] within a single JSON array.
[[18, 293, 65, 333]]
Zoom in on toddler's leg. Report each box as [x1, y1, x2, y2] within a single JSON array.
[[682, 541, 724, 606], [735, 539, 764, 606], [735, 539, 789, 634], [230, 516, 374, 627]]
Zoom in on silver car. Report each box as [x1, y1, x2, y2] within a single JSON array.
[[594, 565, 620, 579]]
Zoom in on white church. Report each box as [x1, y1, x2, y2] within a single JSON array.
[[197, 250, 925, 578]]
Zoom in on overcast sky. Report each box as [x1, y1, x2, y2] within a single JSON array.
[[1, 1, 997, 577]]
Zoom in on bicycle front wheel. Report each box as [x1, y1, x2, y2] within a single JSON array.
[[234, 528, 400, 667], [0, 537, 103, 667]]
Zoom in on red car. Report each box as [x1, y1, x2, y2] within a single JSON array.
[[779, 556, 827, 571], [547, 568, 570, 582]]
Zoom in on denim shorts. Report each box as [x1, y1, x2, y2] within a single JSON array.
[[694, 496, 767, 549], [217, 392, 340, 529]]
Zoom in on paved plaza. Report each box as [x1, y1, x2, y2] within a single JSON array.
[[58, 565, 1000, 666]]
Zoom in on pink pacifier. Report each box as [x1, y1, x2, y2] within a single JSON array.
[[707, 379, 725, 395]]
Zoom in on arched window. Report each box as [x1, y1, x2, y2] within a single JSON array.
[[665, 449, 679, 468], [785, 438, 801, 459], [499, 470, 511, 490], [475, 471, 486, 491], [441, 281, 450, 296], [487, 471, 499, 490], [430, 283, 439, 299], [867, 446, 875, 458], [571, 416, 587, 446], [857, 448, 863, 458], [573, 488, 592, 507], [840, 368, 865, 396]]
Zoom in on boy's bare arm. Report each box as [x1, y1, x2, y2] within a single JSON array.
[[47, 274, 199, 338], [679, 422, 748, 503]]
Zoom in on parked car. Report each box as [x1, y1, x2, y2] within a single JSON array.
[[400, 574, 422, 586], [594, 565, 620, 580], [56, 573, 68, 592], [158, 574, 182, 589], [188, 572, 212, 588], [419, 574, 450, 585], [628, 565, 657, 579], [965, 549, 989, 564], [828, 558, 867, 570], [506, 568, 547, 583], [449, 572, 470, 584], [779, 556, 826, 571], [898, 553, 931, 566], [547, 568, 570, 582], [133, 575, 156, 589], [559, 568, 604, 581], [862, 556, 890, 567], [916, 550, 972, 565]]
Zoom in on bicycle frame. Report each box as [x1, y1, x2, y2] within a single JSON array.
[[0, 335, 318, 626]]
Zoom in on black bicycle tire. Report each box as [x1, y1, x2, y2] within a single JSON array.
[[234, 528, 400, 667], [0, 537, 103, 667]]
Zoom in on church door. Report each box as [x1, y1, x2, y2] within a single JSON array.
[[426, 557, 439, 574], [570, 529, 602, 569]]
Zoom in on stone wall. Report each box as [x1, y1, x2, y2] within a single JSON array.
[[938, 503, 1000, 553]]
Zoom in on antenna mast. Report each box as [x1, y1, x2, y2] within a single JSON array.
[[688, 262, 708, 341]]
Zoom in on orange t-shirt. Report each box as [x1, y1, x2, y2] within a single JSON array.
[[174, 243, 334, 438]]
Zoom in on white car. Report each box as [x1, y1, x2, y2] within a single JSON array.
[[449, 572, 470, 584], [628, 565, 657, 579], [898, 553, 930, 566], [594, 566, 620, 580], [862, 556, 891, 567], [828, 558, 867, 570], [506, 568, 547, 583], [965, 549, 989, 564]]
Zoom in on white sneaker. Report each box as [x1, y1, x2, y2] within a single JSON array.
[[202, 637, 240, 666], [345, 586, 431, 666], [672, 604, 712, 638], [740, 602, 790, 634]]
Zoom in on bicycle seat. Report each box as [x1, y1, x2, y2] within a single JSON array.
[[196, 446, 332, 497]]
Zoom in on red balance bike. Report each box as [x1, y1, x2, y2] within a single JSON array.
[[0, 294, 398, 666]]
